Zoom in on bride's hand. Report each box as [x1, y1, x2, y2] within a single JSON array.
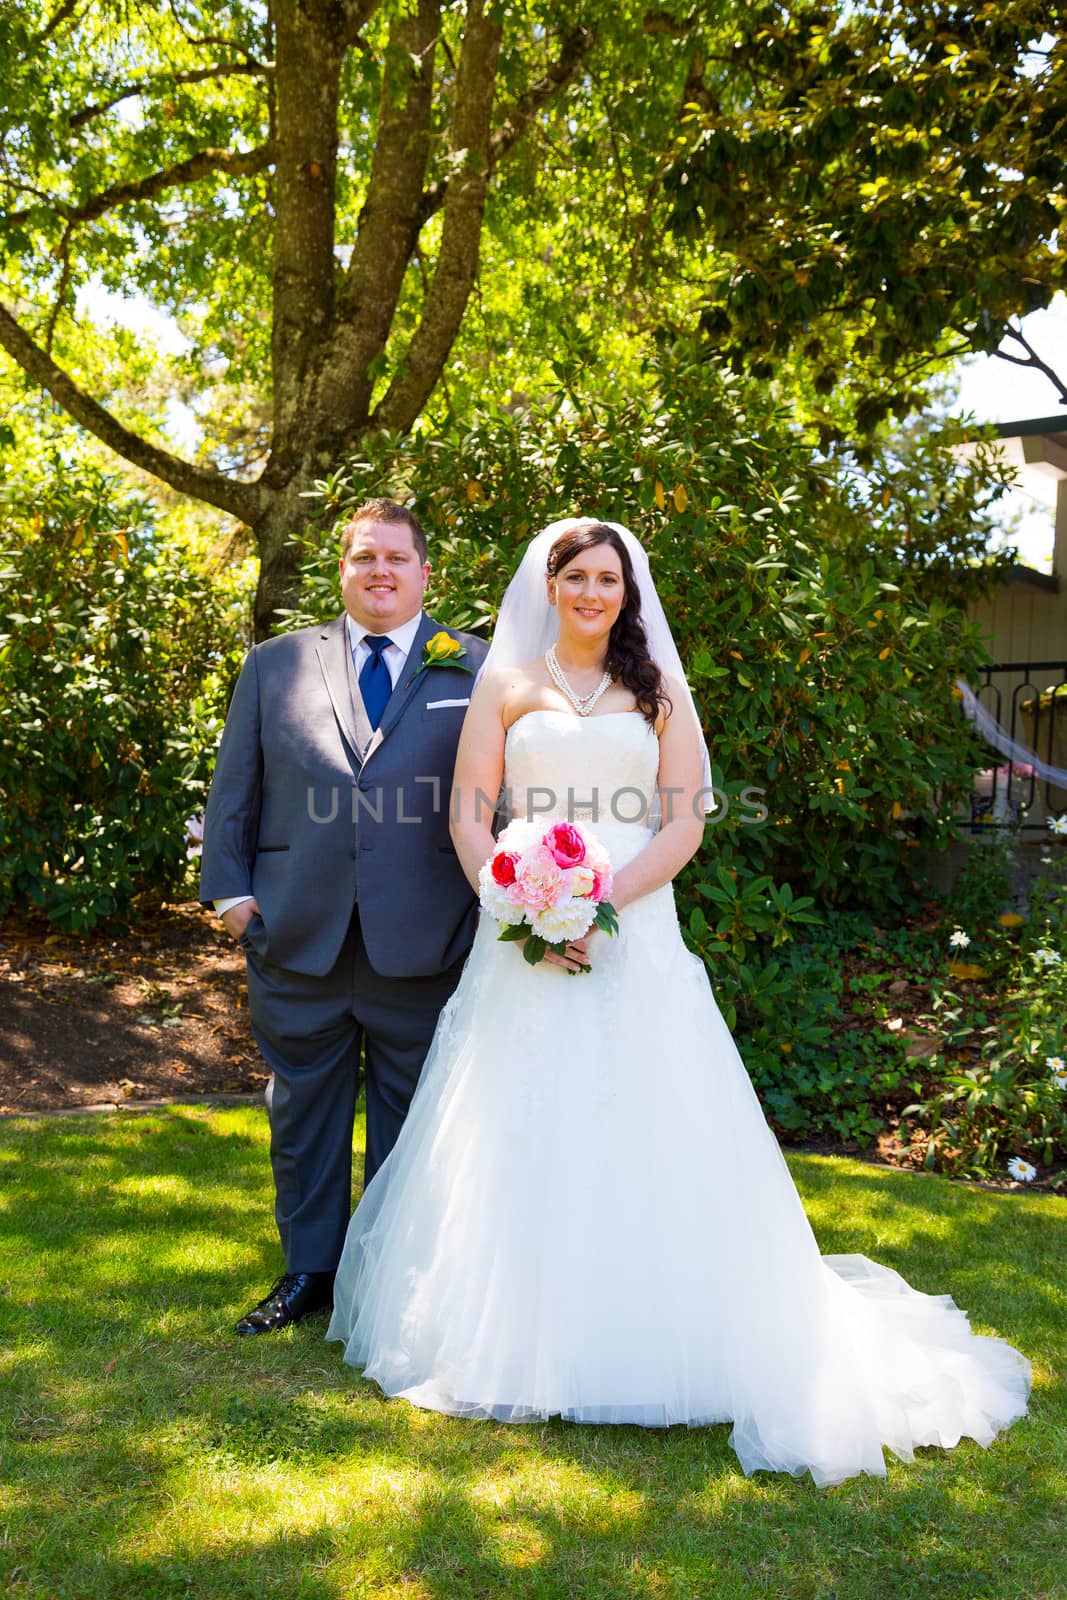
[[545, 928, 599, 974]]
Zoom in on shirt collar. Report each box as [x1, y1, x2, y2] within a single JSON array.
[[346, 609, 425, 659]]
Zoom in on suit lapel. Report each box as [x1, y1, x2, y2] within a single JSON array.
[[344, 630, 376, 755], [315, 614, 365, 765]]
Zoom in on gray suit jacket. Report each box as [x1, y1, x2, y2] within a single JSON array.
[[199, 611, 489, 978]]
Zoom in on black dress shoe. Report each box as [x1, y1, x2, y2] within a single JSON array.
[[235, 1271, 334, 1336]]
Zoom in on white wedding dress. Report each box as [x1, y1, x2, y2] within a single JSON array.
[[327, 709, 1030, 1486]]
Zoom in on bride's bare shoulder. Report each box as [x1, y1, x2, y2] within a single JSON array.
[[655, 674, 693, 736], [477, 658, 551, 727], [466, 660, 547, 725]]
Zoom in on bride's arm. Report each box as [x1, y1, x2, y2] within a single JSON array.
[[449, 671, 509, 892], [609, 685, 707, 913]]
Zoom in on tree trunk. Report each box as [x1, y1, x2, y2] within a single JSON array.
[[252, 473, 325, 639]]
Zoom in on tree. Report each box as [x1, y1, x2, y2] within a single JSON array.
[[664, 0, 1067, 435], [1, 0, 674, 635], [2, 1, 1063, 637]]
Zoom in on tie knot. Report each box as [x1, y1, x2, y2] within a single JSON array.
[[364, 635, 393, 657]]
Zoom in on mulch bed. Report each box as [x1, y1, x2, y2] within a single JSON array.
[[0, 902, 265, 1115], [0, 902, 1058, 1195]]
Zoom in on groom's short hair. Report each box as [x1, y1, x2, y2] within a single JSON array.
[[341, 498, 428, 563]]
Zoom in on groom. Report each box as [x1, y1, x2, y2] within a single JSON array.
[[200, 498, 488, 1335]]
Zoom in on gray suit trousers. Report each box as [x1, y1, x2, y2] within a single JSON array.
[[241, 906, 464, 1274]]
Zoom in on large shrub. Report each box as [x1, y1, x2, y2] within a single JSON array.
[[0, 464, 247, 930]]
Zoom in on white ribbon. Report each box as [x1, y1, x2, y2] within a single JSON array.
[[955, 678, 1067, 790]]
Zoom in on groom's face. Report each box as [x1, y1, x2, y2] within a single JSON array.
[[339, 520, 431, 633]]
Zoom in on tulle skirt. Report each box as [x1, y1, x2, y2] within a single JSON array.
[[327, 823, 1030, 1486]]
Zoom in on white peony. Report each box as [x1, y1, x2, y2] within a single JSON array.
[[530, 897, 597, 944], [477, 863, 527, 925], [496, 817, 545, 855], [1006, 1156, 1037, 1183]]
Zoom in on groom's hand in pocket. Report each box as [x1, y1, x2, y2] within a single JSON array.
[[221, 898, 261, 940]]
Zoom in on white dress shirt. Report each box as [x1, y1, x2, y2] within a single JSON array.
[[214, 611, 426, 918], [345, 609, 424, 687]]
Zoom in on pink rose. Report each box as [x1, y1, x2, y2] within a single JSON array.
[[514, 845, 567, 910], [592, 866, 614, 901], [543, 821, 586, 869], [491, 850, 520, 887], [582, 834, 612, 899]]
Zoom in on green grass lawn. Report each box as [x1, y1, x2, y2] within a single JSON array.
[[0, 1106, 1063, 1600]]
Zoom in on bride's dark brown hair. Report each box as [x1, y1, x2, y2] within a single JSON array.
[[547, 523, 670, 727]]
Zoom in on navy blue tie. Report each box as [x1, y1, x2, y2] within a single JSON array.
[[358, 634, 394, 730]]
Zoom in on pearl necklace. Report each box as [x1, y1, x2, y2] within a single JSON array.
[[546, 645, 613, 717]]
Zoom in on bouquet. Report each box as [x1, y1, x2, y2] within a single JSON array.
[[478, 819, 618, 970]]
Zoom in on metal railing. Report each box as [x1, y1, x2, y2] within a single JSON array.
[[968, 660, 1067, 831]]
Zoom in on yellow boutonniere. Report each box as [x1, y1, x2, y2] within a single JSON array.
[[408, 630, 473, 684]]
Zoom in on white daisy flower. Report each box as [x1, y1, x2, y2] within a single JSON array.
[[1035, 947, 1063, 967], [1048, 814, 1067, 836], [948, 929, 971, 949], [1006, 1157, 1037, 1183], [1051, 1070, 1067, 1092], [1041, 855, 1054, 865], [1046, 1056, 1066, 1073]]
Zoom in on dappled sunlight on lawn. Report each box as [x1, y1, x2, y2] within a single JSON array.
[[1, 1108, 1063, 1599]]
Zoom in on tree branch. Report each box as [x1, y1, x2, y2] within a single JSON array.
[[7, 143, 276, 229], [163, 2, 269, 65], [643, 9, 697, 37], [69, 64, 273, 131], [995, 324, 1067, 405], [35, 0, 82, 45], [0, 301, 266, 523], [313, 0, 441, 434], [373, 0, 502, 433], [44, 224, 75, 354], [338, 0, 387, 47], [416, 23, 595, 230]]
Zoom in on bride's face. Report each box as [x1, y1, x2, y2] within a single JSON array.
[[548, 544, 626, 646]]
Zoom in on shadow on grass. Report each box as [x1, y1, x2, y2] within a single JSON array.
[[1, 1110, 1064, 1600], [8, 1394, 1065, 1600]]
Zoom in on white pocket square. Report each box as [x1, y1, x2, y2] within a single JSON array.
[[426, 697, 470, 710]]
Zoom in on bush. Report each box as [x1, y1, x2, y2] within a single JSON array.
[[0, 464, 247, 931], [899, 826, 1067, 1181]]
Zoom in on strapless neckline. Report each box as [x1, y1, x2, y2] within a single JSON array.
[[505, 708, 649, 740]]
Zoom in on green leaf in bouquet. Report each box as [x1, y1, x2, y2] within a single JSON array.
[[522, 935, 547, 966], [497, 923, 528, 943], [595, 901, 619, 936]]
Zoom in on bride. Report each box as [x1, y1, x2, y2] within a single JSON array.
[[326, 517, 1030, 1486]]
